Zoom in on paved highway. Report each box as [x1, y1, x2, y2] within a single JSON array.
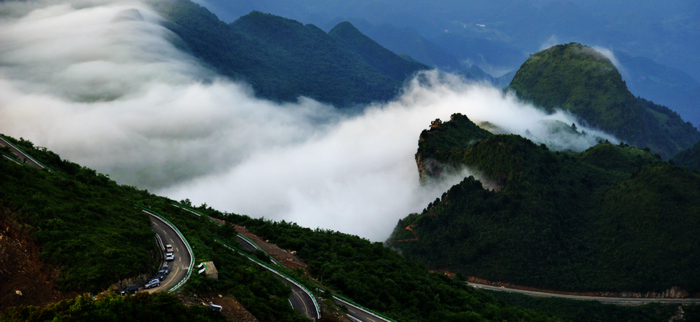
[[0, 136, 44, 170], [230, 236, 320, 320], [333, 296, 393, 322], [468, 282, 700, 304], [147, 215, 192, 293]]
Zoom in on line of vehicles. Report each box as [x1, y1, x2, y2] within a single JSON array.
[[120, 244, 175, 295]]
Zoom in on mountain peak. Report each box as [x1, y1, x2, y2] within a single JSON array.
[[508, 42, 699, 158]]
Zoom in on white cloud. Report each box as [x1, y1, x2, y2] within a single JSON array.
[[539, 35, 559, 51], [0, 1, 618, 241]]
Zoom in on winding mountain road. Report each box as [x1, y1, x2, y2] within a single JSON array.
[[148, 215, 192, 293], [468, 282, 700, 304], [175, 204, 322, 319]]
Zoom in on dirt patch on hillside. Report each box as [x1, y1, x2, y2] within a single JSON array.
[[176, 292, 257, 322], [0, 209, 76, 312], [234, 225, 309, 272]]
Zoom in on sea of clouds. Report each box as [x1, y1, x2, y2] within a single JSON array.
[[0, 0, 618, 241]]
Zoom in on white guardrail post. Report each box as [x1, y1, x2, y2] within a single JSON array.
[[142, 208, 195, 292]]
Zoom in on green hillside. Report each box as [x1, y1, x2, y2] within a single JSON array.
[[673, 140, 700, 171], [328, 21, 428, 81], [508, 43, 699, 159], [388, 115, 700, 294], [0, 134, 565, 321], [146, 0, 427, 107]]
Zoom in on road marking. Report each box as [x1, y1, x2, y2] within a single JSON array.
[[292, 287, 310, 316]]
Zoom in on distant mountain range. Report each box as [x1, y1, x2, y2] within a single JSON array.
[[191, 0, 700, 127], [147, 0, 427, 107]]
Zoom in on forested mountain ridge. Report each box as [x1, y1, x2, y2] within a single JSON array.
[[508, 43, 699, 159], [389, 114, 700, 294], [0, 134, 566, 321], [328, 21, 429, 81], [146, 0, 427, 107], [673, 140, 700, 171]]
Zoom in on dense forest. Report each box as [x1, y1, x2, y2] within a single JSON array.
[[145, 0, 427, 107], [508, 43, 699, 159], [389, 114, 700, 294], [1, 293, 225, 322], [1, 134, 564, 321], [673, 140, 700, 171]]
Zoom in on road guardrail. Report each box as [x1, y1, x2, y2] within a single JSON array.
[[141, 207, 195, 292], [214, 237, 321, 319]]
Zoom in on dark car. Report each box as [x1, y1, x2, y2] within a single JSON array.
[[160, 265, 170, 275], [120, 285, 138, 295], [155, 271, 166, 281]]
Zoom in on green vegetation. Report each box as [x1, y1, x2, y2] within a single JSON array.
[[0, 139, 156, 292], [0, 135, 307, 321], [221, 216, 563, 321], [389, 115, 700, 293], [140, 205, 309, 322], [488, 292, 684, 322], [0, 292, 225, 322], [508, 42, 699, 159], [10, 131, 696, 321], [146, 0, 427, 107], [328, 21, 428, 81], [673, 140, 700, 171]]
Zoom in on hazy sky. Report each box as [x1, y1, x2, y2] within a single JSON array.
[[0, 0, 618, 241]]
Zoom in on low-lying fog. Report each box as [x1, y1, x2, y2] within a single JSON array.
[[0, 0, 617, 241]]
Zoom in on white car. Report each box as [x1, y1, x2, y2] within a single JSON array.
[[144, 279, 160, 289], [166, 253, 175, 261]]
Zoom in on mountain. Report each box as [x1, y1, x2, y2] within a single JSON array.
[[388, 114, 700, 294], [146, 0, 427, 107], [339, 20, 464, 71], [327, 21, 428, 82], [673, 140, 700, 171], [508, 43, 700, 159], [0, 134, 564, 321], [615, 50, 700, 127]]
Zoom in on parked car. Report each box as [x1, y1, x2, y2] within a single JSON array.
[[166, 253, 174, 261], [166, 244, 173, 253], [120, 285, 138, 295], [208, 304, 222, 312], [144, 279, 160, 289]]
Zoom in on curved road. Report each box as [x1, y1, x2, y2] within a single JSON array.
[[333, 296, 393, 322], [468, 282, 700, 304], [175, 203, 321, 320], [147, 215, 192, 293], [233, 235, 319, 319]]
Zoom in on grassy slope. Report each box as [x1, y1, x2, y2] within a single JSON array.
[[388, 115, 700, 293]]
